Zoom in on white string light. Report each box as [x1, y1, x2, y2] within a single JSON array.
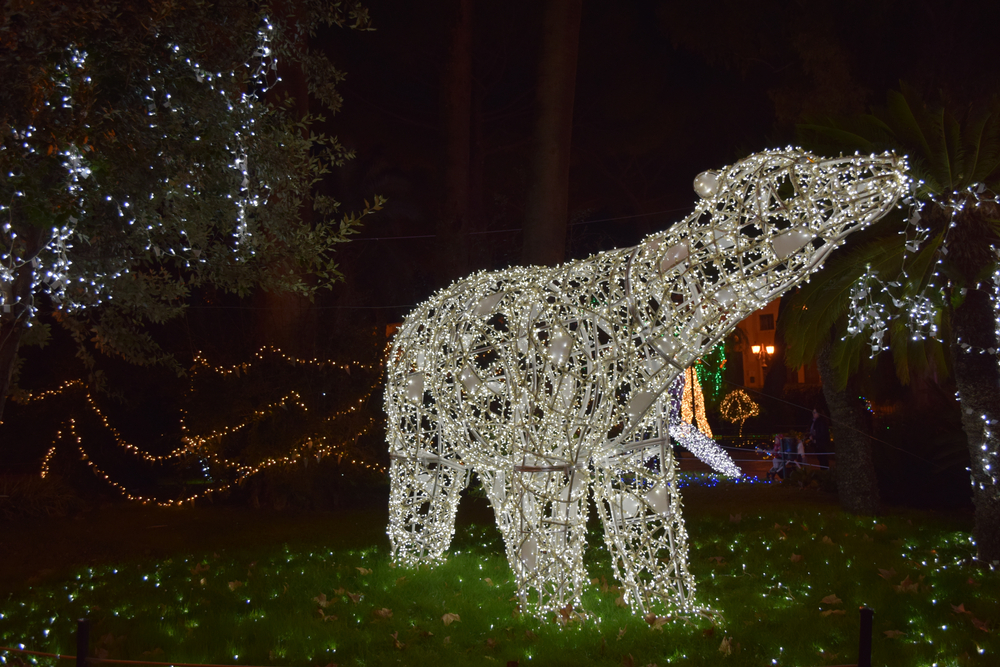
[[385, 147, 910, 619]]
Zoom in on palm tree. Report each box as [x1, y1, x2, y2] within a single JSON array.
[[786, 85, 1000, 562]]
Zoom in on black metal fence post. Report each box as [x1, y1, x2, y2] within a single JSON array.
[[76, 618, 90, 667], [858, 606, 873, 667]]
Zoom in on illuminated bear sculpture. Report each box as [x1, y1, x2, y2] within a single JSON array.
[[384, 148, 909, 618]]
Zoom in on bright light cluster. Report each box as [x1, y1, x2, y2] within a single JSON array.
[[385, 148, 909, 619], [846, 187, 1000, 355]]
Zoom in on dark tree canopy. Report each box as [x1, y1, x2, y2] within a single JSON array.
[[0, 0, 381, 417]]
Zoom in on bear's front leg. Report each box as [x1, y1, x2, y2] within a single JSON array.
[[593, 437, 698, 616], [388, 454, 469, 566]]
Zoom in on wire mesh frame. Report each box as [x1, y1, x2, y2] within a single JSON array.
[[384, 148, 910, 619]]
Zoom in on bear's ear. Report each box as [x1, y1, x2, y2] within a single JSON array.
[[693, 171, 719, 199]]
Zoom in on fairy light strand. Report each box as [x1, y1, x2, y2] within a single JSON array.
[[22, 346, 387, 505]]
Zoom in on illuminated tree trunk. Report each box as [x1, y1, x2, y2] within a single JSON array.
[[437, 0, 473, 284], [0, 227, 43, 422], [817, 336, 880, 515], [950, 287, 1000, 564], [521, 0, 582, 267]]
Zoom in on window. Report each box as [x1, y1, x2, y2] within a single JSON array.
[[759, 313, 774, 331]]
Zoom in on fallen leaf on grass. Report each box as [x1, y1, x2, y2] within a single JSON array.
[[228, 580, 243, 591], [718, 636, 732, 656], [644, 614, 669, 631], [395, 576, 407, 586], [621, 654, 634, 667], [820, 610, 845, 617], [952, 603, 971, 615], [391, 631, 404, 650], [878, 567, 896, 581], [708, 556, 726, 564], [617, 627, 627, 640], [373, 608, 393, 620], [893, 575, 920, 594], [525, 630, 537, 640], [317, 609, 337, 622], [883, 630, 905, 638], [615, 595, 627, 608], [484, 577, 494, 586], [190, 563, 209, 575], [347, 592, 363, 603], [820, 594, 842, 605], [356, 567, 372, 575], [821, 536, 835, 545], [702, 626, 715, 638], [442, 612, 461, 626], [790, 554, 803, 563], [485, 638, 498, 649], [874, 523, 887, 532], [729, 513, 741, 523], [558, 604, 575, 622], [971, 617, 990, 632], [314, 593, 332, 608]]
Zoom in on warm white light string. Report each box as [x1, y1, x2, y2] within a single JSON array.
[[385, 147, 909, 620], [16, 346, 386, 505]]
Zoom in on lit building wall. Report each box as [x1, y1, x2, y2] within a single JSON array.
[[731, 299, 817, 388]]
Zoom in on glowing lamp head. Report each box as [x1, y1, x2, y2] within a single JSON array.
[[751, 345, 761, 354], [765, 345, 774, 355]]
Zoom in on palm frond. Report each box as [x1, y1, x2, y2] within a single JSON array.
[[966, 103, 1000, 187], [782, 235, 906, 367]]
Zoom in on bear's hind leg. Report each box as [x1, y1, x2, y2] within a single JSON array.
[[492, 466, 590, 619]]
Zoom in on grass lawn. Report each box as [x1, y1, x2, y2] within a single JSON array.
[[0, 475, 996, 666]]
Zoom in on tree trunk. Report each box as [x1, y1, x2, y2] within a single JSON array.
[[521, 0, 582, 267], [763, 293, 792, 422], [0, 227, 44, 422], [436, 0, 473, 285], [817, 336, 880, 514], [256, 0, 317, 357], [951, 287, 1000, 564]]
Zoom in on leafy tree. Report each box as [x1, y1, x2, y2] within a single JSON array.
[[0, 0, 381, 420], [786, 86, 1000, 559]]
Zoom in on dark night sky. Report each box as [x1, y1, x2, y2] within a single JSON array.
[[312, 0, 1000, 332]]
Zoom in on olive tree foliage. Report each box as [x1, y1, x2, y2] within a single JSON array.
[[0, 0, 381, 419]]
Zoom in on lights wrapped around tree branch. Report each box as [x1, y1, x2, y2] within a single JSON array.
[[385, 148, 909, 619]]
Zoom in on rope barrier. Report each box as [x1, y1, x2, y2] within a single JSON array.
[[720, 378, 930, 462]]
